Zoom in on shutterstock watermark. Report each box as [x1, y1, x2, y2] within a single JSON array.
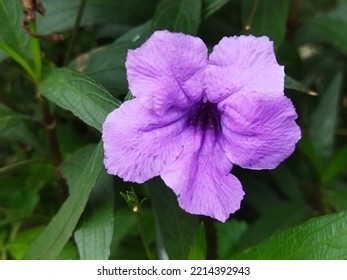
[[96, 266, 182, 276]]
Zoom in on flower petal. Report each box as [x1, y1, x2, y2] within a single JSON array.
[[161, 128, 244, 222], [219, 93, 301, 169], [102, 99, 188, 183], [205, 35, 284, 103], [126, 30, 208, 115]]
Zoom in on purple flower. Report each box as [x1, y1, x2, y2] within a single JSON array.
[[102, 31, 301, 222]]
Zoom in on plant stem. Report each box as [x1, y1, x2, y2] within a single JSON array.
[[38, 94, 68, 202], [0, 42, 37, 82], [317, 183, 333, 215], [244, 0, 259, 32], [0, 159, 49, 174], [64, 0, 87, 65], [28, 21, 42, 81], [136, 211, 155, 260], [39, 96, 62, 165], [25, 2, 68, 202]]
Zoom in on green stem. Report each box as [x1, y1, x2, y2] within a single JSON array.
[[64, 0, 87, 65], [0, 42, 37, 82], [136, 211, 155, 260], [28, 21, 42, 81], [0, 159, 49, 174], [0, 20, 42, 84], [244, 0, 259, 31]]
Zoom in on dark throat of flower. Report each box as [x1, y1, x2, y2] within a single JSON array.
[[188, 98, 222, 134]]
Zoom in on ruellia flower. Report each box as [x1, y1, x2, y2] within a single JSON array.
[[102, 30, 301, 222]]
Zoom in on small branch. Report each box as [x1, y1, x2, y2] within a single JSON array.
[[244, 0, 259, 32], [287, 0, 299, 42], [120, 189, 155, 260], [38, 94, 68, 202], [0, 159, 49, 174], [38, 96, 62, 165], [64, 0, 87, 65], [20, 1, 67, 203], [22, 0, 64, 42], [136, 211, 155, 260]]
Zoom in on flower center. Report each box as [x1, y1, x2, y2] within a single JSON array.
[[188, 99, 221, 132]]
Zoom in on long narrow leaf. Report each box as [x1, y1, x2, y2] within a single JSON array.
[[74, 172, 114, 260], [24, 143, 104, 259]]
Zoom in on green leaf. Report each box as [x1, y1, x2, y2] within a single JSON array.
[[231, 211, 347, 260], [36, 0, 155, 34], [202, 0, 230, 19], [0, 0, 31, 60], [309, 72, 342, 159], [60, 145, 96, 194], [0, 50, 7, 61], [1, 122, 42, 152], [322, 146, 347, 184], [240, 173, 282, 213], [305, 5, 347, 56], [109, 209, 155, 260], [69, 22, 151, 97], [237, 201, 310, 250], [6, 227, 44, 260], [74, 171, 114, 260], [62, 146, 113, 260], [270, 164, 305, 202], [0, 0, 37, 79], [297, 138, 324, 174], [328, 182, 347, 212], [216, 219, 247, 259], [24, 143, 104, 259], [147, 179, 199, 259], [110, 210, 137, 253], [0, 104, 41, 152], [40, 68, 120, 131], [0, 162, 50, 218], [0, 104, 24, 134], [284, 75, 317, 95], [56, 123, 89, 155], [241, 0, 289, 47], [188, 222, 206, 260], [152, 0, 202, 35], [57, 242, 79, 260], [309, 18, 347, 55]]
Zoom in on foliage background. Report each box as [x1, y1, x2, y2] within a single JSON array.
[[0, 0, 347, 260]]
